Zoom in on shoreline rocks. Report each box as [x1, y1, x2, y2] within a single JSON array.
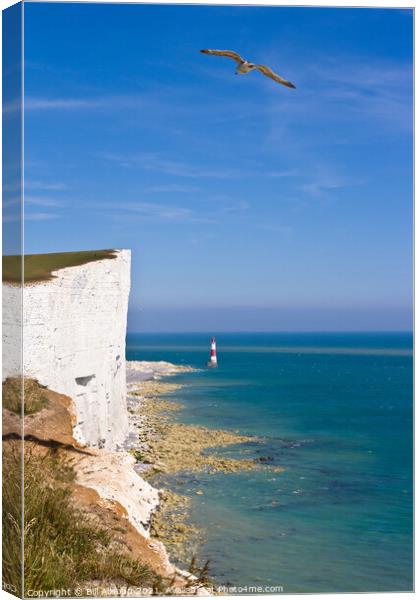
[[125, 360, 284, 573]]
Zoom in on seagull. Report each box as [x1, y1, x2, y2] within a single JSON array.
[[200, 49, 296, 89]]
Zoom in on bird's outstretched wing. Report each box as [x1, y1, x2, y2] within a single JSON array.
[[256, 64, 296, 89], [200, 49, 244, 64]]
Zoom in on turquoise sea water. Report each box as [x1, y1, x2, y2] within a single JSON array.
[[126, 332, 413, 593]]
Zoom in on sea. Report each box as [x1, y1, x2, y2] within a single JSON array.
[[126, 332, 413, 593]]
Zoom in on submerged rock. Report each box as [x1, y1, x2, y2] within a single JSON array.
[[128, 362, 284, 574]]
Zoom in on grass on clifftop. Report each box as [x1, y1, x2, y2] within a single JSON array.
[[3, 249, 117, 283]]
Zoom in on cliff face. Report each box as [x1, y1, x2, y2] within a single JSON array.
[[2, 249, 131, 449]]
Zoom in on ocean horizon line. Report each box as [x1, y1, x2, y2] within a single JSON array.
[[127, 330, 413, 335], [126, 331, 413, 357]]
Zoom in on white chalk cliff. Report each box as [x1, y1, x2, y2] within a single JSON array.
[[2, 249, 131, 449]]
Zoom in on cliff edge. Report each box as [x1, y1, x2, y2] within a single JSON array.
[[2, 249, 131, 449]]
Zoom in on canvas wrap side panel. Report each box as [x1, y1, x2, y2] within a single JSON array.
[[2, 2, 23, 598]]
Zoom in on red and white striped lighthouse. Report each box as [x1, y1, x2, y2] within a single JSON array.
[[207, 336, 218, 367]]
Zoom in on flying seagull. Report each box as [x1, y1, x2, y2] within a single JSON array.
[[200, 49, 296, 89]]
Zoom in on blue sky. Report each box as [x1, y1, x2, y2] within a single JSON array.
[[22, 3, 413, 331]]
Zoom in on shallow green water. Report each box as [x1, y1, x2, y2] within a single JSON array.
[[127, 332, 413, 593]]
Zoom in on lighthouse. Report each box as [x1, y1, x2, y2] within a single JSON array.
[[207, 336, 218, 367]]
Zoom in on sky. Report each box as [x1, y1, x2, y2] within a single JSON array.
[[20, 3, 413, 332]]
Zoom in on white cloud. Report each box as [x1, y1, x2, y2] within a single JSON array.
[[147, 184, 200, 193], [3, 98, 21, 115], [25, 212, 60, 221], [95, 194, 248, 225], [267, 56, 412, 134], [26, 181, 67, 191], [301, 172, 366, 197], [99, 151, 240, 179], [267, 169, 299, 178], [258, 224, 293, 235], [24, 93, 152, 113], [2, 197, 21, 208], [25, 196, 64, 207], [4, 212, 59, 222], [25, 98, 102, 110], [98, 200, 211, 223], [302, 177, 348, 196]]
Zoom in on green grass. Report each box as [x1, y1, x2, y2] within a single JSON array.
[[2, 443, 22, 597], [2, 442, 166, 597], [3, 249, 118, 283], [3, 378, 49, 415]]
